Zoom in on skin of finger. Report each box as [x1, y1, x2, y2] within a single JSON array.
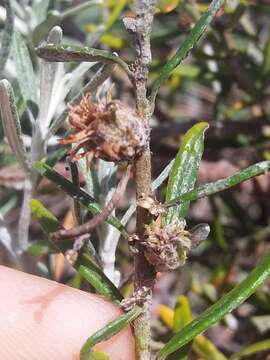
[[0, 266, 135, 360]]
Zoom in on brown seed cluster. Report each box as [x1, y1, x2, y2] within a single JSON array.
[[60, 94, 149, 163]]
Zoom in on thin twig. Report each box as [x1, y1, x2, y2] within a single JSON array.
[[124, 1, 156, 359], [52, 166, 131, 241]]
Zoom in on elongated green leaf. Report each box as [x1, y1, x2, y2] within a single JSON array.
[[78, 265, 122, 303], [30, 199, 121, 299], [0, 0, 14, 77], [27, 240, 56, 257], [262, 32, 270, 77], [0, 79, 30, 172], [36, 44, 133, 78], [165, 122, 208, 223], [165, 160, 270, 208], [12, 30, 37, 105], [150, 0, 225, 103], [230, 339, 270, 360], [80, 306, 142, 360], [33, 161, 129, 238], [173, 295, 192, 333], [105, 0, 127, 30], [193, 335, 227, 360], [29, 198, 71, 254], [158, 250, 270, 358], [30, 198, 60, 233]]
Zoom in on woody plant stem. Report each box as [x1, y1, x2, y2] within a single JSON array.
[[124, 0, 156, 358]]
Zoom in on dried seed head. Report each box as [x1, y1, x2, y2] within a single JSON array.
[[60, 94, 149, 163], [143, 216, 191, 272]]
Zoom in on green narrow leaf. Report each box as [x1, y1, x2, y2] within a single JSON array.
[[0, 79, 30, 172], [193, 335, 227, 360], [150, 0, 225, 103], [12, 30, 37, 105], [262, 32, 270, 76], [104, 0, 127, 30], [80, 306, 142, 360], [165, 122, 208, 223], [158, 250, 270, 358], [165, 160, 270, 208], [35, 44, 133, 78], [30, 199, 121, 300], [0, 0, 14, 77], [78, 264, 122, 303], [30, 198, 60, 233], [27, 240, 57, 257], [173, 296, 192, 333], [33, 161, 128, 238], [230, 339, 270, 360], [69, 160, 82, 225]]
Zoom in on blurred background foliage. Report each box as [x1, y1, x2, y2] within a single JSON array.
[[0, 0, 270, 358]]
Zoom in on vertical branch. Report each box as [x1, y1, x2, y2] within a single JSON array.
[[124, 1, 156, 359]]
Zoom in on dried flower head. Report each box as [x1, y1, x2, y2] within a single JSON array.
[[129, 217, 210, 272], [60, 94, 149, 163], [142, 216, 191, 272]]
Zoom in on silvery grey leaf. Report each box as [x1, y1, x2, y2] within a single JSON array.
[[0, 79, 30, 172], [12, 30, 38, 105], [0, 214, 18, 264], [32, 0, 50, 23], [190, 223, 210, 249], [37, 26, 63, 138], [0, 0, 14, 77]]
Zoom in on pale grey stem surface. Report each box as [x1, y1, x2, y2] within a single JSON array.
[[16, 177, 33, 255], [0, 214, 19, 265]]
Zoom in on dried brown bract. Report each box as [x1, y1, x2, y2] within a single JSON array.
[[121, 286, 152, 311], [60, 94, 149, 163], [137, 193, 165, 216]]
